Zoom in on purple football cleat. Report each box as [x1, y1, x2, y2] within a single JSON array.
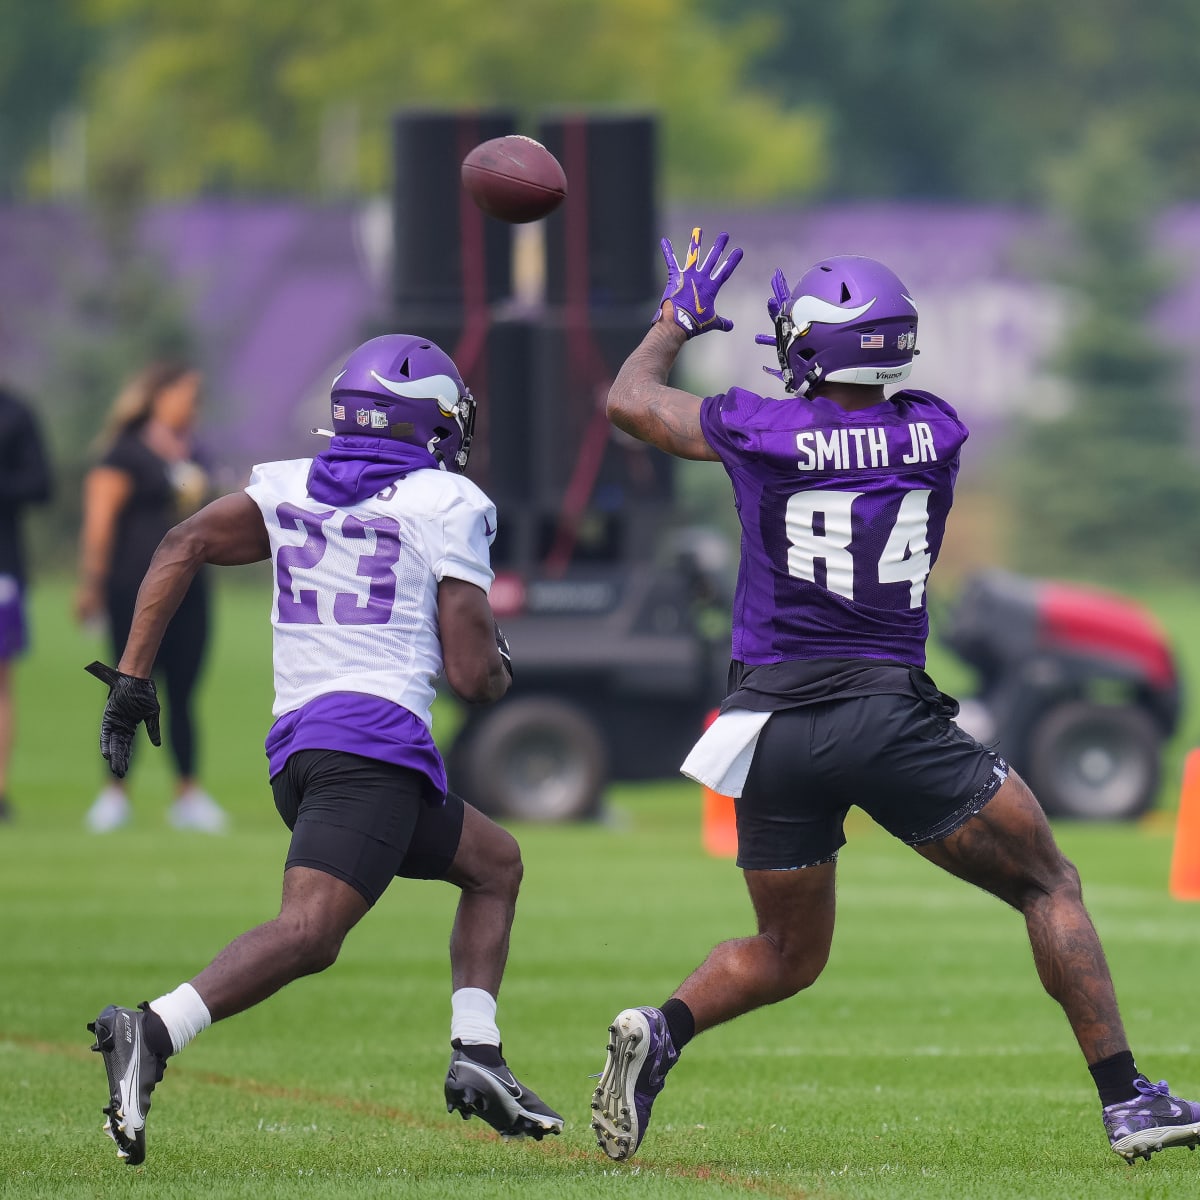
[[591, 1006, 679, 1161], [1103, 1076, 1200, 1161]]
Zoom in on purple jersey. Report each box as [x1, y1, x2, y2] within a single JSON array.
[[700, 387, 968, 668]]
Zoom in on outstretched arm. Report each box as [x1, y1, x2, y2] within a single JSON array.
[[606, 315, 718, 461], [606, 227, 742, 462], [119, 491, 270, 676]]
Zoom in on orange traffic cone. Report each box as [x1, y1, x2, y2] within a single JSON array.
[[702, 786, 738, 858], [1168, 749, 1200, 900], [699, 708, 738, 858]]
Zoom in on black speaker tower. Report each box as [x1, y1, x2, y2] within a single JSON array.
[[392, 110, 516, 308], [390, 108, 668, 573]]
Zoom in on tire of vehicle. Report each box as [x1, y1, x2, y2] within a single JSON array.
[[452, 696, 608, 821], [1026, 701, 1162, 821]]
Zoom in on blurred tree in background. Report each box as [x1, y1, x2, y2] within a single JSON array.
[[715, 0, 1200, 203], [8, 0, 1200, 205], [12, 0, 824, 202], [6, 1, 1200, 203], [0, 0, 91, 198], [1009, 120, 1200, 581], [32, 149, 196, 555]]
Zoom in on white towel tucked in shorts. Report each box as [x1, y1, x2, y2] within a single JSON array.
[[679, 708, 772, 798]]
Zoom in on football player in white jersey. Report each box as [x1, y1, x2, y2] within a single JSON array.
[[83, 334, 563, 1166]]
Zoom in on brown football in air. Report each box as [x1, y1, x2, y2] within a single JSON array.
[[461, 134, 567, 224]]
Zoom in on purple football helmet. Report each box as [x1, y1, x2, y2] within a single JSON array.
[[761, 255, 918, 396], [329, 334, 475, 471]]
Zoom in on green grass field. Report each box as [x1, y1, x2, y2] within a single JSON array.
[[4, 578, 1200, 1198]]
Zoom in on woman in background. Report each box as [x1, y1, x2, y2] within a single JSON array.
[[76, 362, 228, 834]]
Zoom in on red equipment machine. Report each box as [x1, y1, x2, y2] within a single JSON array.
[[942, 570, 1181, 820]]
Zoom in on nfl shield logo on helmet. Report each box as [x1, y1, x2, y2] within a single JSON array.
[[356, 409, 371, 427]]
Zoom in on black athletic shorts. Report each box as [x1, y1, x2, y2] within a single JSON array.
[[735, 691, 1008, 871], [271, 749, 465, 905]]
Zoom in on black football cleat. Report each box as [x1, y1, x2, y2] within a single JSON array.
[[87, 1003, 167, 1165], [444, 1042, 563, 1140]]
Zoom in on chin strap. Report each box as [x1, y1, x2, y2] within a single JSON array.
[[796, 363, 823, 396], [756, 333, 821, 396]]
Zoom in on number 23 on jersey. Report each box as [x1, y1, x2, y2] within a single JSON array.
[[275, 502, 403, 626]]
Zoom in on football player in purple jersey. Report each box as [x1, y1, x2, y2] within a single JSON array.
[[82, 334, 563, 1166], [589, 229, 1199, 1165]]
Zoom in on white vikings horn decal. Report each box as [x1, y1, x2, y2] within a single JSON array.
[[788, 294, 876, 332], [370, 370, 461, 415]]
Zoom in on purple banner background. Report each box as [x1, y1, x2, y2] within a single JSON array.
[[3, 200, 1199, 474]]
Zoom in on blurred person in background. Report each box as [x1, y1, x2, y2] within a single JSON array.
[[0, 380, 53, 822], [590, 228, 1200, 1166], [83, 333, 563, 1165], [75, 362, 227, 834]]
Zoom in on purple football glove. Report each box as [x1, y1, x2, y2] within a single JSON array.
[[757, 267, 793, 383], [756, 267, 793, 346], [766, 268, 791, 322], [658, 227, 743, 338]]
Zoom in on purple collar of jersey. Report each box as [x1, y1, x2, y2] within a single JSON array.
[[306, 436, 440, 507]]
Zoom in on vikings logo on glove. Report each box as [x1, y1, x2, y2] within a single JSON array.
[[657, 227, 743, 339]]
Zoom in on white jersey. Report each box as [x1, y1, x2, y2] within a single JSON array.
[[244, 458, 496, 728]]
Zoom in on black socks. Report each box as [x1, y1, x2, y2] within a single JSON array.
[[660, 998, 695, 1052], [140, 1005, 174, 1060], [1090, 1050, 1139, 1106], [452, 1038, 504, 1068]]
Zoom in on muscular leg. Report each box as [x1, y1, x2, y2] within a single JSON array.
[[188, 865, 370, 1021], [439, 804, 562, 1137], [591, 860, 836, 1161], [442, 803, 523, 995], [917, 770, 1128, 1064], [674, 861, 838, 1034]]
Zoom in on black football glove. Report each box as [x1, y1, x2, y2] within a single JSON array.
[[494, 622, 513, 681], [85, 660, 161, 778]]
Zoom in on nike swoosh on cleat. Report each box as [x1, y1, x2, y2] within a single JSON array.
[[463, 1060, 523, 1098], [118, 1031, 145, 1125]]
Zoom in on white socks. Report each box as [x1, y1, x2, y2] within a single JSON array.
[[147, 983, 498, 1057], [450, 987, 500, 1046], [148, 982, 212, 1055]]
